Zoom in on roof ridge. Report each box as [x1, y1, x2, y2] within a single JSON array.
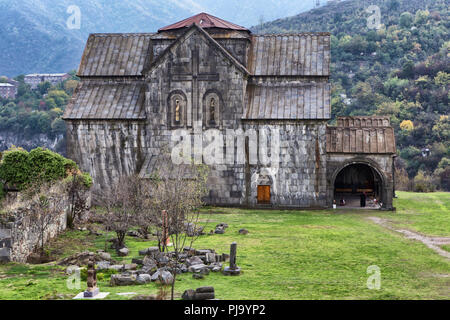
[[158, 12, 249, 32]]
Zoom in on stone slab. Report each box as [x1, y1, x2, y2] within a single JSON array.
[[116, 292, 138, 296], [73, 292, 110, 300]]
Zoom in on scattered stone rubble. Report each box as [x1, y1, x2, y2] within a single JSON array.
[[214, 223, 228, 234], [108, 247, 229, 287], [185, 223, 205, 237], [58, 250, 117, 266]]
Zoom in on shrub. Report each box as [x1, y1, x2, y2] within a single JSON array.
[[0, 181, 5, 200], [81, 172, 93, 189], [433, 166, 450, 191], [413, 170, 435, 192], [0, 147, 31, 190], [0, 147, 78, 190], [395, 168, 413, 191], [63, 171, 93, 229]]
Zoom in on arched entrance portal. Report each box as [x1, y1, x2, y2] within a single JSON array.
[[334, 163, 383, 209]]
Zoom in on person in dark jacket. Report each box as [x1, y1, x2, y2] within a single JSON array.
[[360, 192, 366, 207]]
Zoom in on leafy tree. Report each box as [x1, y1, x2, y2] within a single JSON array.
[[64, 80, 79, 94], [387, 0, 400, 11], [432, 116, 450, 142], [434, 71, 450, 86], [399, 12, 413, 28], [400, 120, 414, 131], [38, 81, 51, 95], [51, 117, 66, 135], [414, 10, 430, 25]]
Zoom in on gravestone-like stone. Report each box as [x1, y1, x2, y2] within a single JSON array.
[[193, 273, 204, 279], [136, 274, 152, 284], [118, 247, 129, 257], [110, 274, 137, 286], [222, 242, 241, 276], [84, 258, 100, 297], [239, 229, 249, 235], [182, 287, 215, 300]]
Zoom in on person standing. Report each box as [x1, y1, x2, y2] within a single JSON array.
[[360, 192, 366, 207]]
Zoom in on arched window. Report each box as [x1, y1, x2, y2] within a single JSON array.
[[209, 97, 216, 125], [175, 99, 181, 124], [168, 91, 186, 127], [204, 92, 220, 127]]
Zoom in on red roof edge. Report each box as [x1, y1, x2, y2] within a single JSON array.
[[158, 13, 249, 32]]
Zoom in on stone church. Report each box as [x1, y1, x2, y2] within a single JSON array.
[[63, 13, 397, 210]]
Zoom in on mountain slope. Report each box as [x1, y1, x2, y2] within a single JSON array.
[[0, 0, 317, 77], [254, 0, 449, 186]]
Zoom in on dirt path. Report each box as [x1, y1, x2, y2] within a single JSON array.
[[368, 217, 450, 259]]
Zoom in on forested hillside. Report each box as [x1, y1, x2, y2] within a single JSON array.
[[0, 73, 79, 155], [255, 0, 449, 190]]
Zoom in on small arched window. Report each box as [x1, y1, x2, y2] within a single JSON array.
[[204, 92, 220, 127], [209, 97, 216, 125], [168, 91, 186, 127], [175, 99, 181, 124]]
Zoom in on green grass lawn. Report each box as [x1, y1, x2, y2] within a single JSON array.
[[0, 191, 448, 300]]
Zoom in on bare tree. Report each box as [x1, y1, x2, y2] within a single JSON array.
[[149, 156, 209, 300], [100, 175, 142, 250], [28, 182, 66, 256], [133, 178, 160, 240], [65, 172, 91, 229]]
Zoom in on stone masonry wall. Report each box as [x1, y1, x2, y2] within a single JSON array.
[[242, 121, 328, 208], [66, 120, 148, 198], [0, 196, 68, 263], [201, 121, 328, 208]]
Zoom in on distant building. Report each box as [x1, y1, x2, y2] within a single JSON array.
[[0, 83, 17, 99], [24, 73, 70, 89]]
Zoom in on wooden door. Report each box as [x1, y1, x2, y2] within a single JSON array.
[[257, 185, 271, 204]]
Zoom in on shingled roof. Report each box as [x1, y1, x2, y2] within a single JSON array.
[[63, 81, 146, 120], [243, 82, 331, 120], [248, 34, 330, 76], [326, 117, 396, 154], [78, 34, 153, 77]]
